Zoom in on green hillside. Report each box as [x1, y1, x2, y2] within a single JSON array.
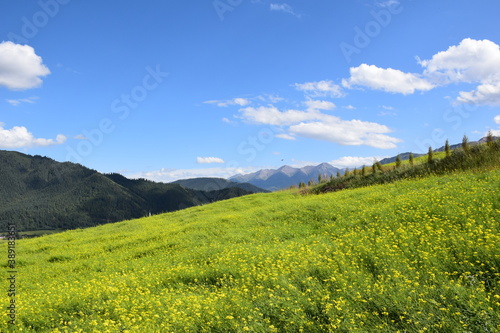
[[2, 167, 499, 332], [0, 150, 253, 232]]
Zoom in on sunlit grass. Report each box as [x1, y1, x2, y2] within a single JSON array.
[[1, 168, 500, 332]]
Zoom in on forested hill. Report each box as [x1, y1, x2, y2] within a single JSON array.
[[0, 150, 252, 232]]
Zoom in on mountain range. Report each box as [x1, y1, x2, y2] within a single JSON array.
[[230, 163, 343, 191]]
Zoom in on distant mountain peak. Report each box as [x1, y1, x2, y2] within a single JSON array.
[[230, 163, 342, 191]]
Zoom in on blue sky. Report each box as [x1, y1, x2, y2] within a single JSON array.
[[1, 0, 499, 182]]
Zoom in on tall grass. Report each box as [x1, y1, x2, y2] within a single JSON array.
[[311, 140, 500, 194]]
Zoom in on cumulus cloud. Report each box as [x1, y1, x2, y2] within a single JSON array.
[[294, 80, 344, 98], [205, 97, 251, 107], [342, 38, 500, 106], [0, 123, 66, 148], [0, 42, 50, 90], [238, 103, 400, 148], [419, 38, 500, 85], [342, 64, 435, 95], [329, 156, 388, 169], [457, 81, 500, 106], [289, 118, 401, 149], [196, 157, 225, 164]]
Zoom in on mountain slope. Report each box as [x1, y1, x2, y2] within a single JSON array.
[[0, 150, 252, 231], [172, 177, 268, 193], [3, 169, 499, 332]]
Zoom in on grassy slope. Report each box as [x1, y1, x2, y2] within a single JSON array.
[[2, 170, 500, 332]]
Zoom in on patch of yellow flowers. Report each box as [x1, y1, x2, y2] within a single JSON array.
[[1, 170, 499, 332]]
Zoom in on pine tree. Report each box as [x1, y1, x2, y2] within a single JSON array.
[[486, 130, 494, 147], [462, 134, 470, 152], [427, 146, 434, 164], [409, 153, 414, 166], [445, 139, 451, 157], [362, 165, 367, 176], [395, 155, 402, 169]]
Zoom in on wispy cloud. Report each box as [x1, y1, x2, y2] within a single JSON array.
[[304, 100, 336, 112], [275, 133, 296, 140], [6, 96, 39, 106], [294, 80, 344, 98], [270, 3, 302, 18], [204, 97, 251, 107], [197, 157, 225, 164]]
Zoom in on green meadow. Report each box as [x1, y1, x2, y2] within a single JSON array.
[[2, 164, 499, 332]]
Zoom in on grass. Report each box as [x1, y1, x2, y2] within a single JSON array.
[[1, 164, 499, 332], [310, 140, 500, 194]]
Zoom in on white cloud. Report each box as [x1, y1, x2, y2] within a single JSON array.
[[264, 94, 285, 103], [420, 38, 500, 85], [0, 42, 50, 90], [329, 156, 388, 169], [222, 117, 236, 124], [6, 96, 38, 106], [0, 123, 66, 148], [239, 104, 400, 149], [294, 80, 344, 98], [196, 157, 225, 164], [239, 105, 323, 126], [127, 166, 262, 183], [275, 133, 296, 140], [270, 3, 301, 18], [205, 97, 251, 107], [342, 39, 500, 105], [457, 81, 500, 106], [74, 134, 87, 140], [494, 115, 500, 125], [344, 105, 356, 110], [342, 64, 434, 95], [289, 117, 401, 149], [304, 100, 336, 112]]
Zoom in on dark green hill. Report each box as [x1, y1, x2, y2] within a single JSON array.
[[172, 177, 268, 193], [0, 150, 252, 232]]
